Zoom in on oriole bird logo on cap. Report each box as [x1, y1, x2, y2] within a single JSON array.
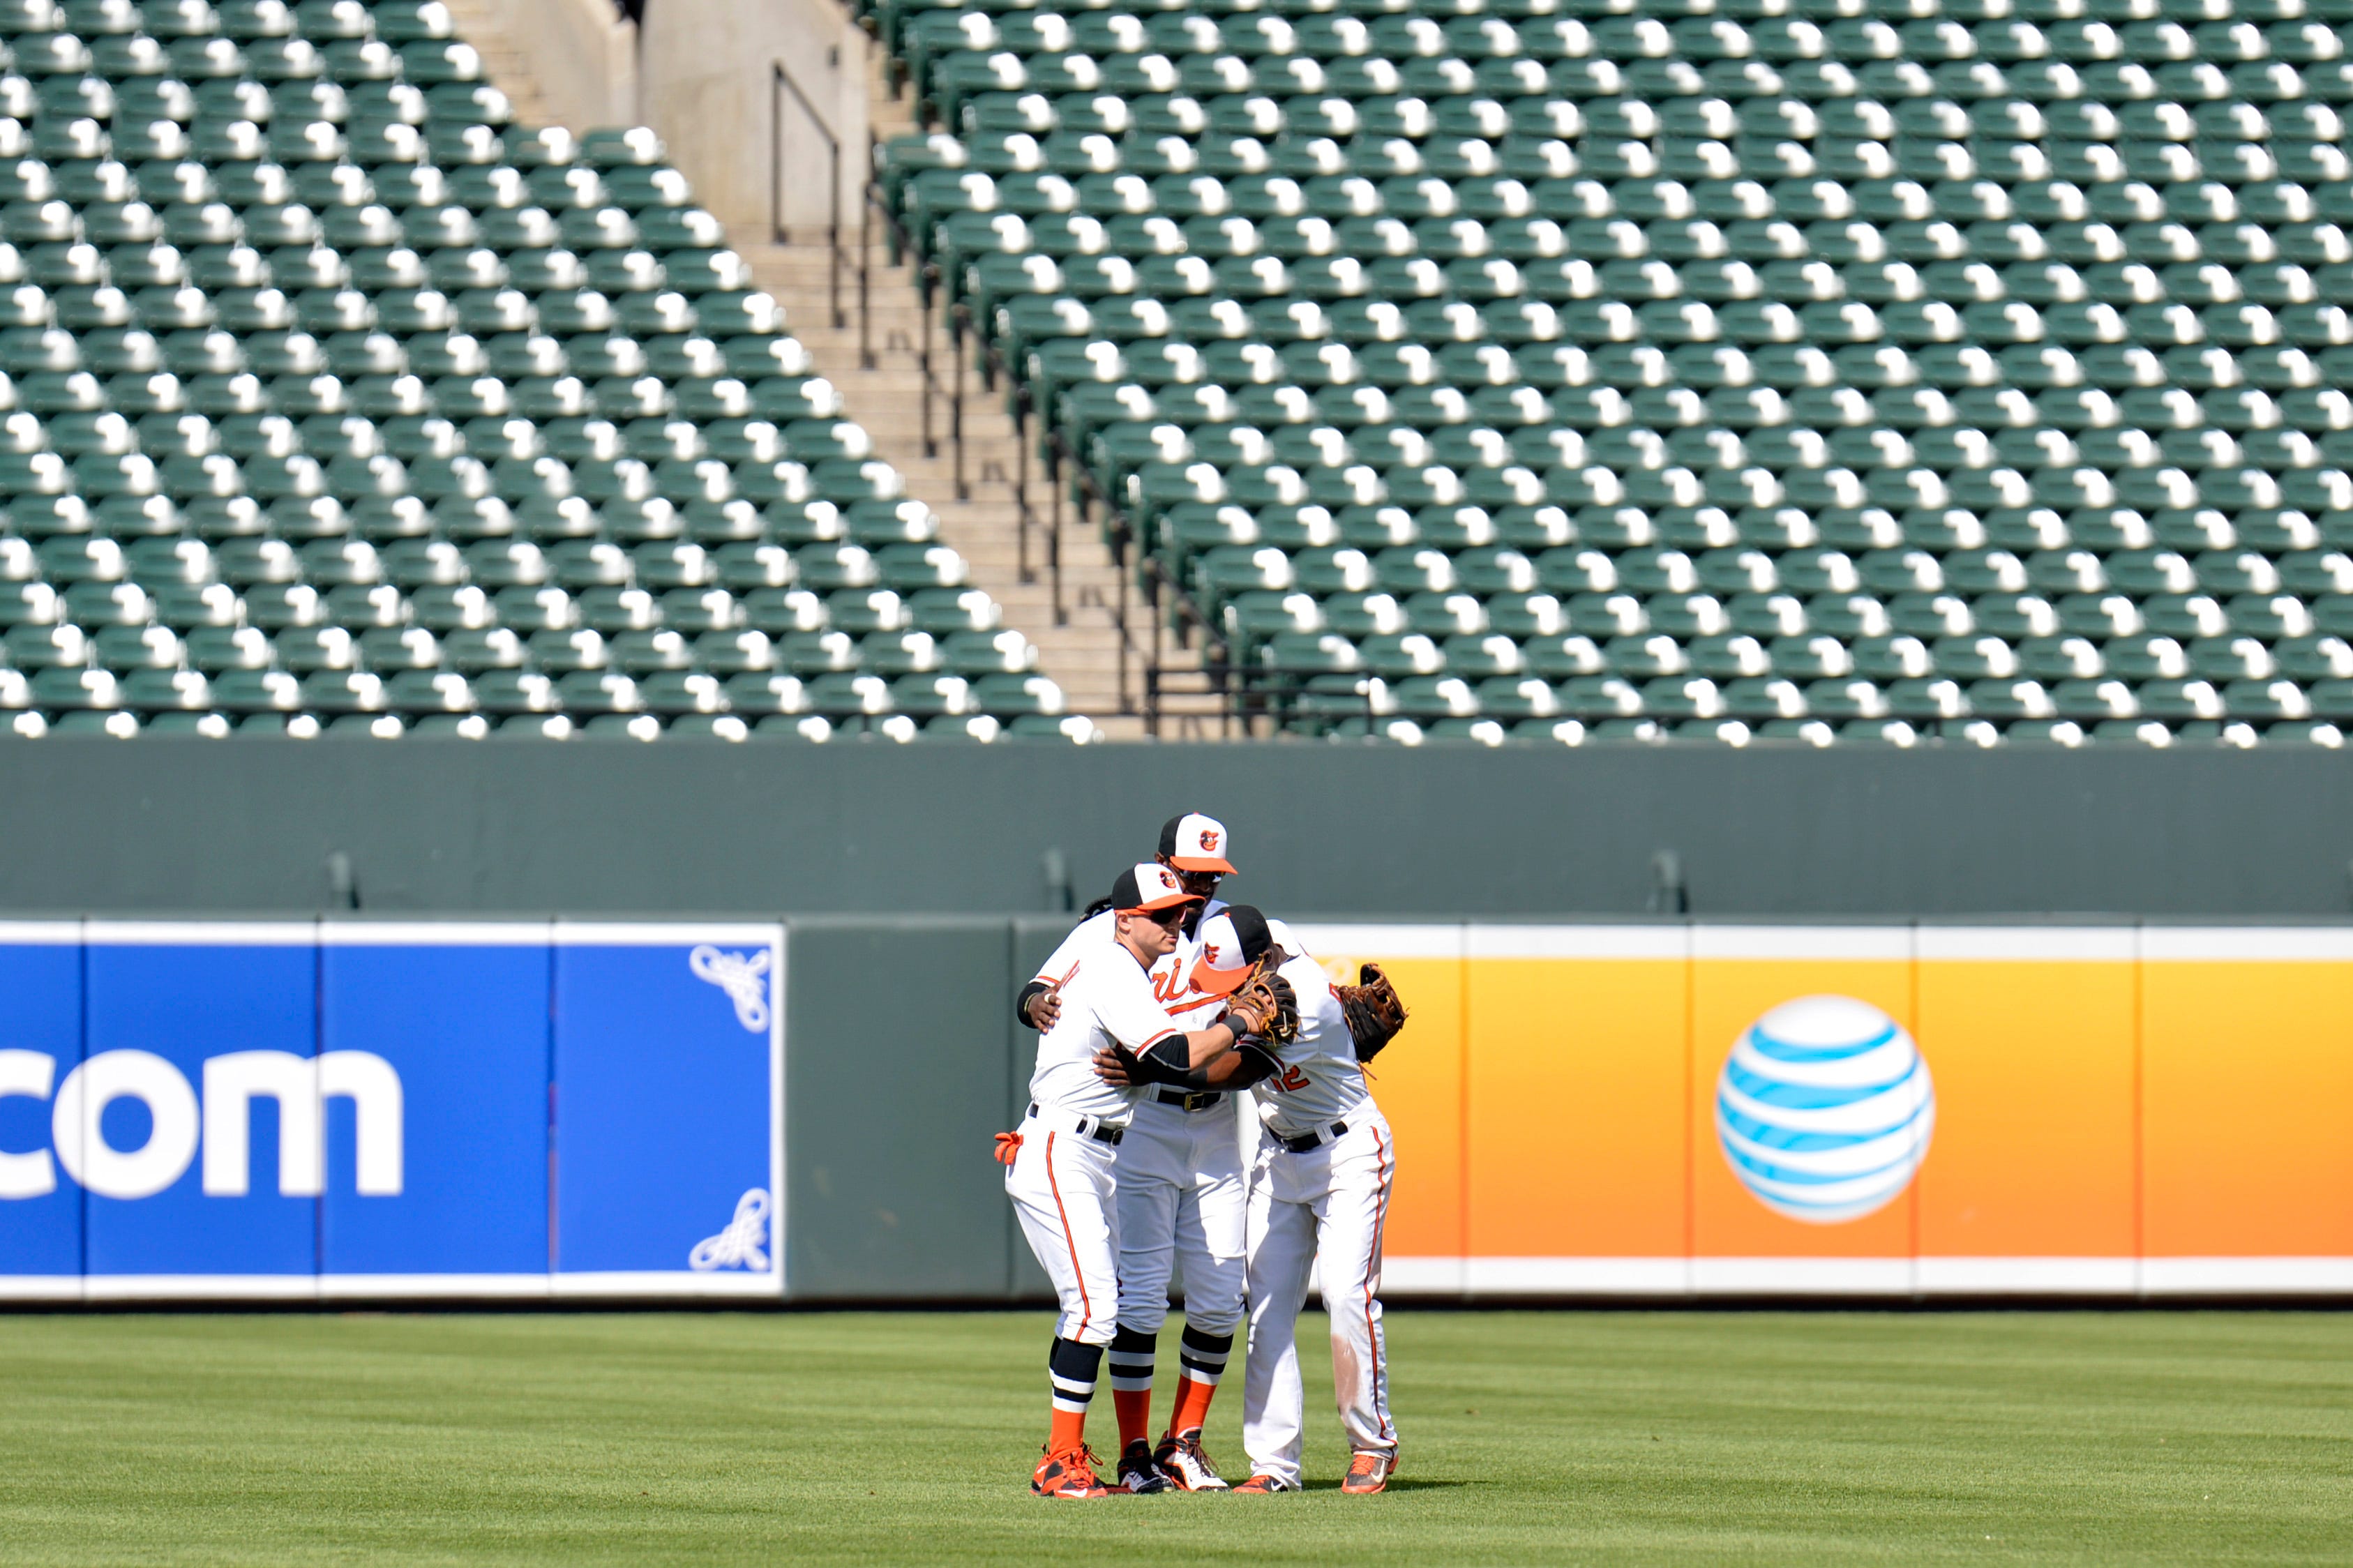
[[1162, 813, 1238, 875]]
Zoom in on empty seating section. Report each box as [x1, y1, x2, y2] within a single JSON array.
[[0, 0, 1083, 741], [866, 0, 2353, 745]]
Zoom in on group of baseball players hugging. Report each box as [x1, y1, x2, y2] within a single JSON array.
[[994, 813, 1411, 1498]]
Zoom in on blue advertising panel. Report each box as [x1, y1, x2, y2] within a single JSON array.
[[320, 930, 553, 1290], [83, 927, 319, 1288], [552, 924, 782, 1295], [0, 920, 786, 1301], [0, 926, 85, 1294]]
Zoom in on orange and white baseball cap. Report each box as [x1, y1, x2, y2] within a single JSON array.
[[1112, 861, 1203, 914], [1159, 812, 1236, 875], [1189, 905, 1277, 996]]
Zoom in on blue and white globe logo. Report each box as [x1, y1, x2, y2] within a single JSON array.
[[1715, 995, 1935, 1224]]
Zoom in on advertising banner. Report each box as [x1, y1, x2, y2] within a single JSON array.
[[318, 926, 554, 1295], [552, 923, 784, 1297], [1291, 924, 2353, 1299], [0, 921, 783, 1302], [0, 923, 82, 1297]]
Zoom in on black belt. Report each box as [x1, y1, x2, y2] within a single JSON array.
[[1030, 1103, 1124, 1146], [1277, 1120, 1348, 1154], [1157, 1089, 1224, 1111]]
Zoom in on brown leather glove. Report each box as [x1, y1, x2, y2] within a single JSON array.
[[1225, 964, 1299, 1044], [1336, 963, 1408, 1061]]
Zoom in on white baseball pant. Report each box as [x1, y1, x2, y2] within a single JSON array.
[[1005, 1108, 1122, 1347], [1114, 1094, 1249, 1336], [1242, 1110, 1399, 1487]]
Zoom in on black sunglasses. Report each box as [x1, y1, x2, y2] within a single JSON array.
[[1141, 905, 1191, 928]]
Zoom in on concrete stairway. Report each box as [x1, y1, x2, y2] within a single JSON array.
[[442, 0, 555, 127], [737, 40, 1218, 735], [738, 235, 1169, 730], [444, 0, 1230, 737]]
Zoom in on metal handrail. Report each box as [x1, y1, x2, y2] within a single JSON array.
[[836, 1, 1247, 732], [857, 129, 875, 371], [854, 202, 1236, 728], [769, 60, 846, 331], [1044, 428, 1234, 736], [951, 305, 1053, 612], [859, 181, 947, 460]]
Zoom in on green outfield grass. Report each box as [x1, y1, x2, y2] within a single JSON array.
[[0, 1309, 2347, 1565]]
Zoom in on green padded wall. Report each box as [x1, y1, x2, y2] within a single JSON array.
[[784, 916, 1021, 1301]]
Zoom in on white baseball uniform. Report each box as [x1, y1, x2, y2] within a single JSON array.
[[1241, 942, 1399, 1486], [1007, 939, 1181, 1348], [1030, 901, 1249, 1343]]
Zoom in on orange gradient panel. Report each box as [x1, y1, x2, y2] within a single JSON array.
[[1914, 960, 2137, 1258], [1466, 959, 1687, 1257], [1316, 952, 1464, 1260], [1690, 960, 1917, 1258], [2143, 962, 2353, 1257]]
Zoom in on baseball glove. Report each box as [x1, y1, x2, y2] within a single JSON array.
[[1225, 964, 1300, 1044], [1336, 963, 1408, 1061]]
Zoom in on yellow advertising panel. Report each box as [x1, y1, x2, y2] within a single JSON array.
[[1463, 929, 1687, 1279], [1913, 930, 2139, 1292], [1299, 923, 2353, 1299], [2140, 932, 2353, 1282], [1290, 926, 1466, 1269]]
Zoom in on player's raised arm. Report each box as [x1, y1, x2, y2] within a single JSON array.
[[1096, 907, 1298, 1091], [1106, 970, 1284, 1075]]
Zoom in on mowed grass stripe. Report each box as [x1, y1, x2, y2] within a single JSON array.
[[0, 1311, 2347, 1566]]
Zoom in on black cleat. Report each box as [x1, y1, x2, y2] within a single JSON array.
[[1117, 1438, 1173, 1493]]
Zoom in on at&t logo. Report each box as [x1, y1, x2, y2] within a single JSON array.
[[1715, 995, 1934, 1223]]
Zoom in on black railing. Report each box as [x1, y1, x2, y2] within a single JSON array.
[[858, 173, 948, 460], [1040, 425, 1238, 737], [769, 61, 847, 331], [952, 306, 1042, 596]]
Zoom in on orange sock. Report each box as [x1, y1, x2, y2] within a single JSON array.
[[1048, 1405, 1087, 1456], [1167, 1375, 1216, 1436], [1114, 1388, 1152, 1449]]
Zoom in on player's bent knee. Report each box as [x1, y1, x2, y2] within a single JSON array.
[[1116, 1303, 1169, 1336], [1182, 1278, 1248, 1334], [1179, 1284, 1246, 1334]]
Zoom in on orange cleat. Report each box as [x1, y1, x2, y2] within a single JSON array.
[[1032, 1443, 1113, 1499], [1152, 1428, 1230, 1491], [1231, 1473, 1300, 1494], [1341, 1450, 1395, 1494]]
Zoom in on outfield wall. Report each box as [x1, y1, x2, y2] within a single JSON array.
[[7, 915, 2346, 1304], [4, 739, 2353, 917], [1302, 923, 2353, 1300]]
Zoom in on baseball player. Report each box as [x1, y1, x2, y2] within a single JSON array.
[[1096, 905, 1408, 1495], [1016, 813, 1251, 1494], [998, 861, 1282, 1500]]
